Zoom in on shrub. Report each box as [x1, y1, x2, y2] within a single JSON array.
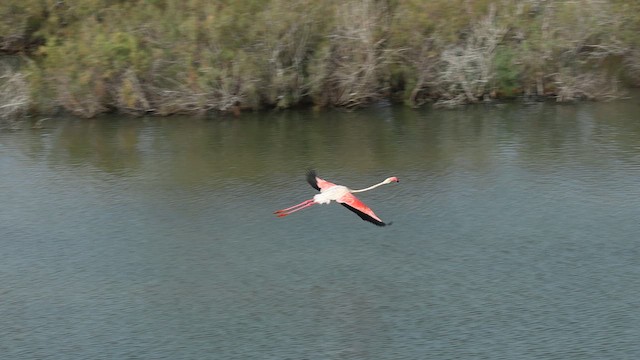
[[0, 65, 30, 121]]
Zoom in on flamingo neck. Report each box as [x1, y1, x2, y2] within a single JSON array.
[[351, 181, 387, 193]]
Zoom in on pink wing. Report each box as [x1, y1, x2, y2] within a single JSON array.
[[307, 170, 336, 191], [316, 177, 336, 190], [338, 193, 387, 226]]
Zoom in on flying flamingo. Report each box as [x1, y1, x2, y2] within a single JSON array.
[[274, 170, 399, 226]]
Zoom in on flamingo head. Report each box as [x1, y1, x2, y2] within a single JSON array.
[[385, 177, 399, 184]]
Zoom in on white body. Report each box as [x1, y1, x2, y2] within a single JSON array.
[[313, 185, 350, 204]]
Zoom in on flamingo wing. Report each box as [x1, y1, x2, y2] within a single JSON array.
[[307, 170, 337, 191], [338, 193, 387, 226]]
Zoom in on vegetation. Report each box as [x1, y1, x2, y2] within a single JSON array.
[[0, 65, 30, 126], [1, 0, 639, 118]]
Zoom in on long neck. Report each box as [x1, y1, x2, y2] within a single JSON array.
[[351, 181, 387, 193]]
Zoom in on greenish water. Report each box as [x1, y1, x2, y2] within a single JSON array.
[[1, 101, 640, 359]]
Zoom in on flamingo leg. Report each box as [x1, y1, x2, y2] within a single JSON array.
[[274, 199, 314, 213], [274, 200, 315, 217], [277, 202, 315, 217]]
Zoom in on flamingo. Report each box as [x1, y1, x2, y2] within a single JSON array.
[[274, 170, 399, 226]]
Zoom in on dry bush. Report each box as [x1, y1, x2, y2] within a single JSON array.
[[553, 0, 629, 62], [624, 49, 640, 86], [260, 23, 311, 108], [314, 0, 391, 108], [55, 72, 109, 118], [528, 0, 630, 100], [145, 59, 248, 116], [554, 69, 623, 102], [402, 37, 441, 106], [0, 66, 30, 122], [114, 68, 151, 115], [434, 4, 508, 107], [254, 0, 322, 108]]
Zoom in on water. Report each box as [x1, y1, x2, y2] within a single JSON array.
[[1, 101, 640, 359]]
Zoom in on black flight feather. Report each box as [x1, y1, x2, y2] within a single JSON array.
[[306, 170, 320, 191], [340, 203, 387, 227]]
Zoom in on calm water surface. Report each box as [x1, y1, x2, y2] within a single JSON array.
[[1, 101, 640, 359]]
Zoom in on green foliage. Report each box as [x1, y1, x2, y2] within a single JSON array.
[[0, 0, 49, 53], [493, 46, 519, 97]]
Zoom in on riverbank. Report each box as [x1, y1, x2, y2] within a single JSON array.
[[1, 0, 640, 119]]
